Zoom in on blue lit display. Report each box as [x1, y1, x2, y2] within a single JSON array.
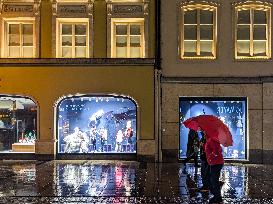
[[179, 97, 247, 160], [57, 95, 137, 154]]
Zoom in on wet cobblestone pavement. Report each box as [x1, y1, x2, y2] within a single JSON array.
[[0, 161, 273, 203]]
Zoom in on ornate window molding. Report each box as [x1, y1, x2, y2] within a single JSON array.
[[180, 2, 218, 59], [51, 0, 94, 58], [106, 0, 149, 58], [234, 1, 271, 59], [0, 0, 40, 58]]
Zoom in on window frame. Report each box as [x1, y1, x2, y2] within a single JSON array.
[[180, 4, 217, 60], [56, 18, 90, 58], [234, 4, 271, 59], [111, 18, 145, 58], [1, 17, 36, 58]]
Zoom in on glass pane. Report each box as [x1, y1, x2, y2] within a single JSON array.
[[130, 47, 140, 58], [8, 47, 20, 57], [116, 25, 127, 35], [254, 10, 267, 24], [62, 47, 72, 58], [130, 36, 140, 47], [75, 36, 86, 46], [237, 41, 250, 55], [116, 47, 127, 58], [237, 25, 250, 40], [75, 25, 86, 35], [23, 47, 33, 58], [62, 24, 72, 35], [76, 47, 86, 58], [184, 25, 197, 40], [254, 25, 266, 40], [254, 41, 266, 56], [238, 10, 250, 24], [200, 41, 213, 55], [9, 34, 20, 46], [200, 10, 213, 24], [62, 36, 72, 46], [184, 10, 197, 24], [23, 24, 33, 35], [184, 41, 196, 55], [116, 36, 127, 47], [23, 35, 33, 46], [200, 25, 213, 40], [130, 25, 141, 35], [9, 24, 19, 34]]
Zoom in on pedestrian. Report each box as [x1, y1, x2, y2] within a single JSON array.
[[183, 129, 199, 167], [205, 133, 224, 204], [198, 130, 210, 192]]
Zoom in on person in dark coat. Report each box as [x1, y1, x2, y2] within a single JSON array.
[[199, 130, 210, 192], [183, 129, 199, 167]]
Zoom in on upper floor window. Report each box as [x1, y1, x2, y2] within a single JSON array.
[[181, 4, 217, 59], [111, 19, 144, 58], [235, 4, 271, 59], [2, 19, 36, 58], [56, 19, 89, 58]]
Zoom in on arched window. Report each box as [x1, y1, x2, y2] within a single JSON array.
[[0, 95, 37, 153], [56, 95, 137, 154]]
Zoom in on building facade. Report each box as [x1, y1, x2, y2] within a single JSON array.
[[0, 0, 158, 161], [160, 0, 273, 164]]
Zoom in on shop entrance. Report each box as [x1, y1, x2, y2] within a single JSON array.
[[0, 95, 37, 153]]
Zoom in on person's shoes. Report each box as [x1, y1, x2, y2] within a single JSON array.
[[209, 197, 223, 204], [198, 186, 209, 192]]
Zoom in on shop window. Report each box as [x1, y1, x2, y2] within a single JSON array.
[[111, 19, 145, 58], [235, 4, 271, 59], [56, 19, 89, 58], [56, 95, 137, 154], [0, 96, 37, 153], [181, 4, 217, 59], [2, 19, 36, 58], [179, 97, 247, 160]]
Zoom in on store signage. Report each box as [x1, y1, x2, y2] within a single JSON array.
[[217, 106, 242, 114], [113, 5, 143, 14], [58, 5, 86, 14], [2, 4, 33, 13]]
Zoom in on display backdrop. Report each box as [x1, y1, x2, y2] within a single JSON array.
[[57, 95, 137, 154], [179, 97, 247, 160]]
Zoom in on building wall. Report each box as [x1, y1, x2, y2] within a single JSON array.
[[160, 0, 273, 164], [0, 0, 157, 160]]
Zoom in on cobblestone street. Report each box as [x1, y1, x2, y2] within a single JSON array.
[[0, 161, 273, 203]]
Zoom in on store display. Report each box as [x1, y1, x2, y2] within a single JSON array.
[[57, 95, 137, 154], [179, 97, 247, 160]]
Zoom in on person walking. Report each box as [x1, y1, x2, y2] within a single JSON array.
[[183, 129, 199, 167], [205, 135, 224, 204]]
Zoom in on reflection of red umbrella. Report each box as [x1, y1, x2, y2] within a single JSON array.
[[183, 115, 233, 147]]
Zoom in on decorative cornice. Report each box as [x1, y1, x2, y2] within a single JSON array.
[[161, 76, 273, 84], [0, 58, 156, 67]]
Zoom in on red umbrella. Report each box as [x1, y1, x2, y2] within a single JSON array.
[[183, 115, 233, 147]]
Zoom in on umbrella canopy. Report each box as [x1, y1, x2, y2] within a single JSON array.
[[183, 115, 233, 147]]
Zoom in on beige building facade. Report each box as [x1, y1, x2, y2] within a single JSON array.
[[160, 0, 273, 164]]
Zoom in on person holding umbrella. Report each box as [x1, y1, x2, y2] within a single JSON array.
[[183, 129, 200, 168], [183, 115, 233, 204]]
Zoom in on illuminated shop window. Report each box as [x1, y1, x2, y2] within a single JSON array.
[[181, 4, 217, 59], [56, 95, 137, 154], [0, 96, 37, 153], [235, 4, 271, 59], [111, 19, 145, 58], [3, 21, 35, 58], [56, 19, 89, 58], [179, 97, 247, 160]]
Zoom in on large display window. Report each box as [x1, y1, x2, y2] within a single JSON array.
[[0, 96, 37, 153], [56, 95, 137, 154], [179, 97, 247, 160]]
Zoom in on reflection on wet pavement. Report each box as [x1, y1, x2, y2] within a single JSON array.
[[0, 161, 273, 203]]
